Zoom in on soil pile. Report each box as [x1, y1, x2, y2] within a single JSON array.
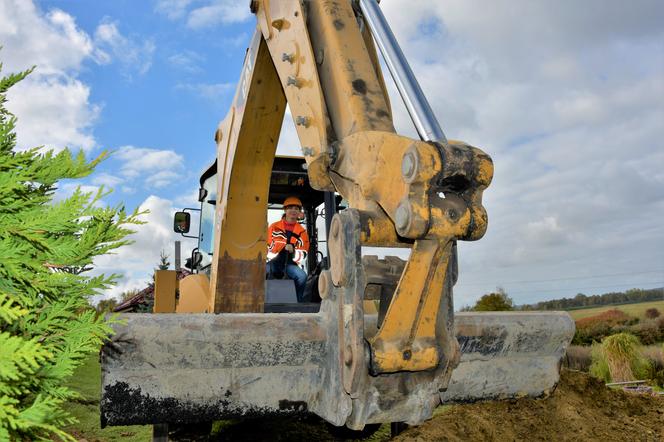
[[396, 369, 664, 442], [177, 369, 662, 441]]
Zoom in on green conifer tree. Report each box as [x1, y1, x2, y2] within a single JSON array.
[[0, 65, 141, 440], [157, 250, 171, 271]]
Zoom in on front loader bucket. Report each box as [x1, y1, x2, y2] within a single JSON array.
[[100, 305, 574, 429]]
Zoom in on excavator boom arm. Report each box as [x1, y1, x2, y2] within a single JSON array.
[[211, 0, 492, 375], [100, 0, 574, 431]]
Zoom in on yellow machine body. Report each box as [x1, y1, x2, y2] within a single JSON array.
[[105, 0, 574, 432]]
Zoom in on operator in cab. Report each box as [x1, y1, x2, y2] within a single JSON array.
[[266, 196, 310, 302]]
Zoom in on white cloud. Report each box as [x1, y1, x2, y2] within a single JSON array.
[[1, 2, 158, 152], [173, 187, 201, 207], [168, 50, 204, 73], [0, 2, 93, 75], [146, 170, 182, 188], [7, 75, 100, 151], [92, 195, 198, 302], [94, 19, 156, 77], [114, 145, 185, 189], [154, 0, 196, 20], [155, 0, 251, 29], [187, 1, 250, 29], [374, 1, 664, 306], [1, 0, 100, 151]]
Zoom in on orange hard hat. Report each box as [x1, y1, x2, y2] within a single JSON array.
[[283, 196, 302, 208]]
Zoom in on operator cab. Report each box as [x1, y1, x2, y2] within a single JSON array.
[[174, 155, 341, 313]]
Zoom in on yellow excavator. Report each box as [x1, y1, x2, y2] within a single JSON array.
[[100, 0, 574, 437]]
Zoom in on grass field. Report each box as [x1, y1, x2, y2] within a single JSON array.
[[63, 354, 151, 441], [567, 300, 664, 320]]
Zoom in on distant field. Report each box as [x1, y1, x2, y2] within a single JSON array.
[[567, 300, 664, 320]]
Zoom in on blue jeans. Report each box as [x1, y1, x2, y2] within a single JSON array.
[[267, 251, 308, 302]]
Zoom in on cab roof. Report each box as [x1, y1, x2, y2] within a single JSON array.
[[199, 155, 326, 209]]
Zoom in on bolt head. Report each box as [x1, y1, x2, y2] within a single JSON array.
[[295, 116, 308, 126], [395, 203, 410, 230], [401, 152, 417, 180], [402, 350, 412, 360]]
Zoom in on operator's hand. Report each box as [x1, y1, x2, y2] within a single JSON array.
[[285, 244, 294, 253]]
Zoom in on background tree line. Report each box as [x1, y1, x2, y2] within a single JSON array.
[[524, 288, 664, 311], [462, 287, 663, 312]]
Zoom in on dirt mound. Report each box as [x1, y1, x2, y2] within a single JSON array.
[[173, 370, 662, 441], [396, 369, 664, 442]]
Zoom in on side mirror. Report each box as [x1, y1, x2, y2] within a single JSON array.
[[185, 251, 203, 270], [174, 211, 191, 234]]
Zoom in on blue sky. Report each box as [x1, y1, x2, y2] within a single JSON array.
[[2, 0, 663, 307], [32, 0, 254, 207]]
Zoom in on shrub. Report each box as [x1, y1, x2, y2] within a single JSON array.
[[576, 309, 631, 328], [573, 309, 636, 345], [630, 317, 664, 345], [564, 345, 592, 371], [0, 65, 140, 440], [640, 345, 664, 387], [95, 298, 119, 314], [573, 321, 610, 345], [645, 308, 660, 319], [471, 289, 513, 311], [589, 343, 611, 382], [589, 333, 651, 383]]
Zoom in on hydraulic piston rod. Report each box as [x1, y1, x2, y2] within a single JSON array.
[[359, 0, 446, 144]]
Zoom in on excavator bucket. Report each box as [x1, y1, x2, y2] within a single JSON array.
[[101, 252, 574, 429], [100, 308, 574, 428]]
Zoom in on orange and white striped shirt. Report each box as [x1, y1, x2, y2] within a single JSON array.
[[267, 219, 310, 265]]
